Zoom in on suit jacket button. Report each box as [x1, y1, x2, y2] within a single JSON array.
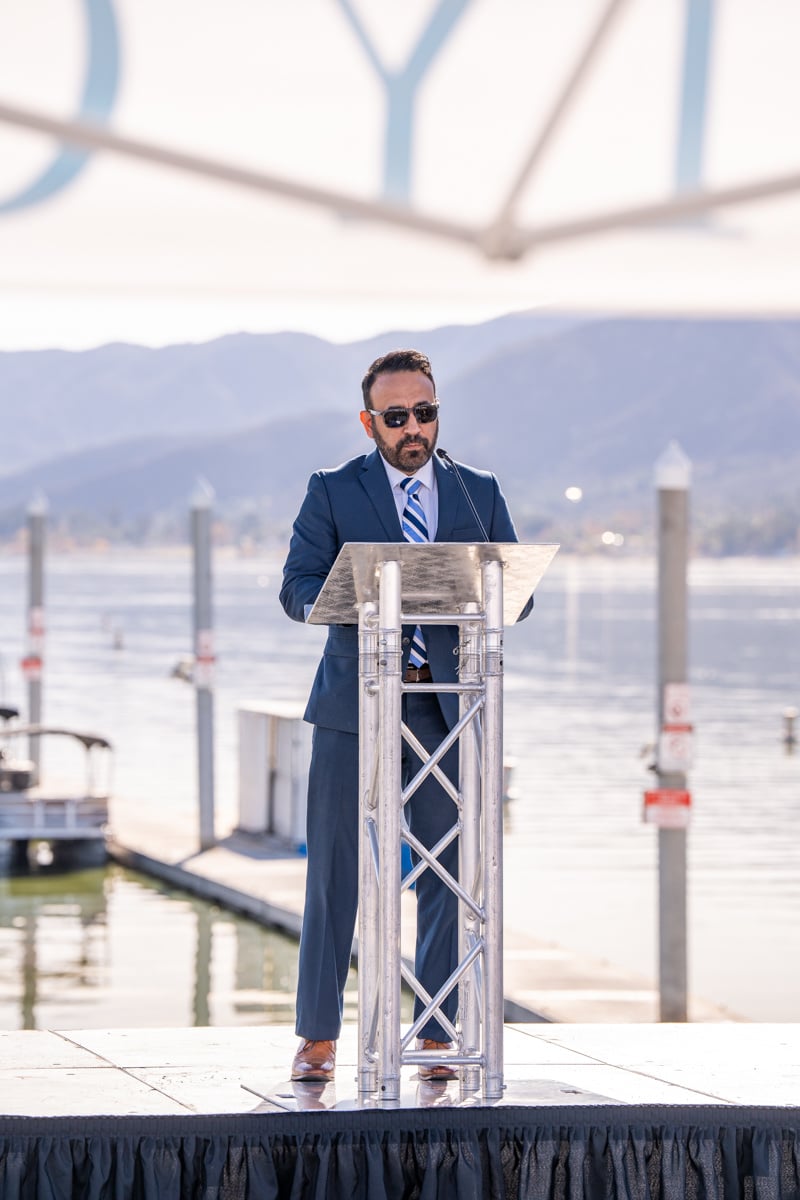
[[402, 637, 410, 646]]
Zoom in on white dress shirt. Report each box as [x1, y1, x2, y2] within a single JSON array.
[[380, 454, 439, 541]]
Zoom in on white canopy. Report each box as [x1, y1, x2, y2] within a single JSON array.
[[0, 0, 798, 349]]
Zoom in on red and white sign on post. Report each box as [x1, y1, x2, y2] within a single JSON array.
[[194, 629, 216, 689], [663, 682, 690, 725], [28, 605, 45, 640], [658, 682, 694, 773], [643, 788, 691, 828], [21, 605, 45, 680], [20, 654, 42, 681], [645, 682, 694, 825], [658, 727, 693, 772]]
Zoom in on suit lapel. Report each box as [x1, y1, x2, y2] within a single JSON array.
[[433, 453, 461, 541], [359, 450, 403, 540], [359, 451, 464, 541]]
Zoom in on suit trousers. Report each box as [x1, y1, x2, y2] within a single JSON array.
[[295, 690, 459, 1042]]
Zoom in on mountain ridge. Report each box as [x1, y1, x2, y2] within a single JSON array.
[[1, 314, 797, 552]]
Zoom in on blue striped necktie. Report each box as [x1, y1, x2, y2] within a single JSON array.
[[400, 478, 428, 669]]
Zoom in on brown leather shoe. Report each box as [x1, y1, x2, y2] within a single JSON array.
[[291, 1039, 336, 1082], [417, 1039, 457, 1082]]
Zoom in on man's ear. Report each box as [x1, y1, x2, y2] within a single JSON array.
[[359, 409, 375, 440]]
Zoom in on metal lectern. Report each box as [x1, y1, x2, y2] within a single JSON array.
[[309, 541, 558, 1102]]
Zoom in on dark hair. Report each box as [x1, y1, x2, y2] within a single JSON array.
[[361, 349, 436, 409]]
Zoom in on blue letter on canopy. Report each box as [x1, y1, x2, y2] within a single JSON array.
[[0, 0, 121, 213], [335, 0, 473, 204]]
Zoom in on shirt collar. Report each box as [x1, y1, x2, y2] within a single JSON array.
[[380, 454, 436, 493]]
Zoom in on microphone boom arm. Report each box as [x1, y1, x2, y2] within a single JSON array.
[[436, 448, 490, 542]]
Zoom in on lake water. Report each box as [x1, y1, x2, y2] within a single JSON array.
[[0, 862, 346, 1032], [0, 549, 797, 1023]]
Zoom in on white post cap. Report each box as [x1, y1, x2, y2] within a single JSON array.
[[191, 476, 215, 508], [654, 440, 691, 490], [27, 490, 49, 516]]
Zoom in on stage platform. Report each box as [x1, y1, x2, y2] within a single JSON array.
[[1, 1023, 798, 1197]]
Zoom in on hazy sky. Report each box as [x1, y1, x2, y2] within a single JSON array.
[[0, 0, 798, 350]]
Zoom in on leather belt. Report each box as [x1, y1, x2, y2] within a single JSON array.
[[403, 663, 432, 683]]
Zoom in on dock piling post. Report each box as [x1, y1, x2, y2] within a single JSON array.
[[654, 442, 691, 1023], [192, 479, 216, 850], [25, 493, 47, 784]]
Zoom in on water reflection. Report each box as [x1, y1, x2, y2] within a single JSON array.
[[0, 864, 107, 1030], [0, 863, 359, 1031]]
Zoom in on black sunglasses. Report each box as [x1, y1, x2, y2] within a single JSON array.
[[368, 401, 439, 429]]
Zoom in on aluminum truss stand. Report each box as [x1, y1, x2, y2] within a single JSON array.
[[308, 541, 558, 1103]]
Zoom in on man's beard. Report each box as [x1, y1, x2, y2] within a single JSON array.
[[373, 422, 438, 473]]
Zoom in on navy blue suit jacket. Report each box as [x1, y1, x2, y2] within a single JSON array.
[[280, 449, 530, 735]]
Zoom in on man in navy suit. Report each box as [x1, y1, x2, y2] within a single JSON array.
[[280, 348, 529, 1083]]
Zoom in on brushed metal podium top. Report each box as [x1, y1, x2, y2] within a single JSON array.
[[308, 542, 559, 627]]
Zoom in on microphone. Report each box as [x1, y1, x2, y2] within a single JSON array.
[[436, 448, 489, 542]]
